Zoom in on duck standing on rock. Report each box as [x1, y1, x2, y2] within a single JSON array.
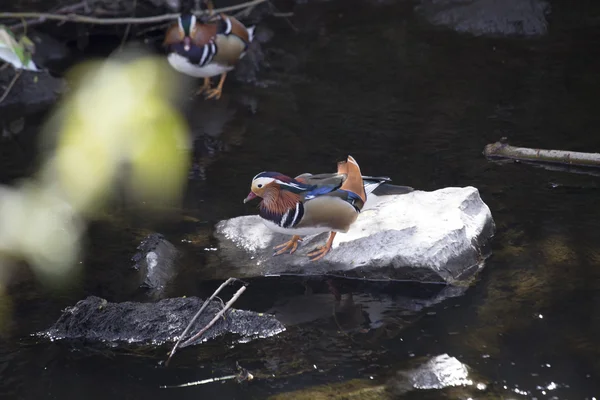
[[163, 4, 255, 100], [243, 156, 413, 261]]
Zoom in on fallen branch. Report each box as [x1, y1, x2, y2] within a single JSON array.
[[160, 362, 254, 388], [484, 138, 600, 168], [160, 374, 238, 388], [9, 1, 89, 30], [134, 4, 261, 36], [118, 0, 138, 50], [0, 0, 267, 26], [165, 277, 244, 366], [0, 69, 23, 104], [180, 284, 247, 347]]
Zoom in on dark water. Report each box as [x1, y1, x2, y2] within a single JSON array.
[[2, 1, 600, 399]]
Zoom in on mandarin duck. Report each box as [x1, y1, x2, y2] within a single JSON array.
[[243, 156, 413, 261], [163, 7, 255, 100]]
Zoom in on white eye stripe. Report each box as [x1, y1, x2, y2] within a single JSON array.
[[253, 177, 275, 187]]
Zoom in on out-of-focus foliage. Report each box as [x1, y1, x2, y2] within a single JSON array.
[[0, 25, 38, 71], [48, 54, 190, 214], [0, 50, 190, 293]]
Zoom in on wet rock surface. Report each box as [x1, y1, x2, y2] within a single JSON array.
[[131, 233, 180, 298], [416, 0, 550, 37], [40, 295, 285, 347], [215, 187, 495, 284], [0, 69, 65, 118], [388, 354, 488, 396]]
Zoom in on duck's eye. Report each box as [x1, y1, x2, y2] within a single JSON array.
[[257, 184, 263, 188]]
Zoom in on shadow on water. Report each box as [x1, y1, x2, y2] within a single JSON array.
[[2, 0, 600, 398]]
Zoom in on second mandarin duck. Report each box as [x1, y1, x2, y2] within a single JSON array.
[[243, 156, 413, 261], [163, 8, 255, 100]]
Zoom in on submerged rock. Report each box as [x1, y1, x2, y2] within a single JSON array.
[[416, 0, 550, 37], [40, 295, 285, 347], [389, 354, 487, 395], [215, 187, 494, 284], [131, 233, 180, 298]]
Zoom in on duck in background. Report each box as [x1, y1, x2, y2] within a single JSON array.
[[163, 0, 255, 100], [243, 156, 413, 261]]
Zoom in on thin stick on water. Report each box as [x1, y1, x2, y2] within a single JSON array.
[[180, 285, 247, 348], [267, 0, 298, 32], [160, 374, 237, 388], [0, 0, 268, 26], [165, 277, 237, 366]]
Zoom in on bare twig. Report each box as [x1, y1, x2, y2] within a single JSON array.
[[160, 362, 254, 388], [160, 374, 238, 388], [119, 0, 138, 50], [180, 284, 247, 347], [165, 277, 238, 366], [0, 69, 23, 104], [135, 4, 259, 37], [267, 0, 298, 33], [0, 0, 268, 26], [272, 12, 294, 17], [135, 21, 171, 36], [10, 1, 88, 30]]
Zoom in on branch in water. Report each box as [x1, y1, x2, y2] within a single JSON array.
[[484, 138, 600, 168], [0, 0, 267, 26]]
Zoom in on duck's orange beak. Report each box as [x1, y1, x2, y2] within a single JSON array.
[[243, 192, 258, 203]]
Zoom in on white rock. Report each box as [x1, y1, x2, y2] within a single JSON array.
[[410, 354, 472, 390], [214, 186, 495, 284]]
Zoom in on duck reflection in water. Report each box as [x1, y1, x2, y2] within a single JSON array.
[[178, 93, 254, 180]]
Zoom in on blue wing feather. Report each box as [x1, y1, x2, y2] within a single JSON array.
[[305, 185, 338, 198]]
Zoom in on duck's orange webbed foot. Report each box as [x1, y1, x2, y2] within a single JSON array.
[[195, 77, 211, 95], [307, 232, 336, 262], [204, 72, 227, 100], [273, 235, 302, 256]]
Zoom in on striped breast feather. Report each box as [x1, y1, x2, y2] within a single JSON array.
[[198, 42, 217, 67], [259, 202, 305, 229], [182, 41, 217, 67], [279, 202, 305, 229]]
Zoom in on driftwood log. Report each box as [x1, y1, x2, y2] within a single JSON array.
[[484, 139, 600, 168]]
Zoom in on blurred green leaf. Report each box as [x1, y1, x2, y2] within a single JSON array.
[[0, 25, 37, 71]]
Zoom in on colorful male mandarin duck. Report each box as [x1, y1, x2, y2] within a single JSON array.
[[163, 9, 255, 100], [243, 156, 413, 261]]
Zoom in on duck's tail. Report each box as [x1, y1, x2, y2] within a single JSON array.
[[339, 155, 367, 203]]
